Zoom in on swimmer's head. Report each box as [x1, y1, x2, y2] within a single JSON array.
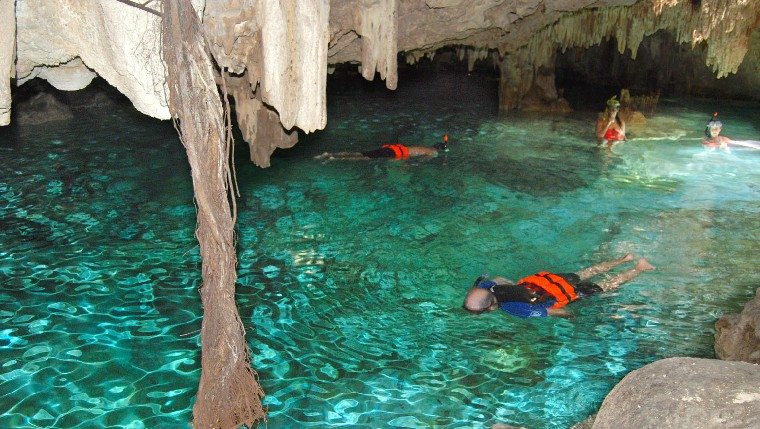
[[463, 287, 497, 314], [434, 134, 450, 152], [705, 112, 723, 137]]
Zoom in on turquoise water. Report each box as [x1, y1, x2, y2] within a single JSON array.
[[1, 71, 759, 429]]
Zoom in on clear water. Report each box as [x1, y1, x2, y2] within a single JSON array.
[[1, 71, 759, 429]]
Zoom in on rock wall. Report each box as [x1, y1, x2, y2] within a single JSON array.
[[496, 0, 760, 109]]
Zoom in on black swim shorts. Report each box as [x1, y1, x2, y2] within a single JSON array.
[[361, 147, 396, 159], [556, 272, 603, 296]]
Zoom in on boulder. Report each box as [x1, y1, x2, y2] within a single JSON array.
[[592, 357, 760, 429], [715, 288, 760, 364]]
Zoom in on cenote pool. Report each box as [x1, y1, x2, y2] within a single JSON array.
[[1, 71, 759, 429]]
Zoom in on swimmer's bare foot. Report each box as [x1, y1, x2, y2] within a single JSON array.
[[314, 152, 329, 160], [621, 253, 635, 263], [635, 258, 655, 271]]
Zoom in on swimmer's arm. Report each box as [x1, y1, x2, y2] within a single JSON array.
[[595, 119, 609, 139]]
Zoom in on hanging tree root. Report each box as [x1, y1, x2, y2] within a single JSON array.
[[161, 1, 265, 428]]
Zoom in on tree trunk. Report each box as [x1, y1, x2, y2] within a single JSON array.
[[160, 1, 265, 428]]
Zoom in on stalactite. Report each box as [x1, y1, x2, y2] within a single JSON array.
[[13, 0, 169, 120], [358, 0, 398, 89], [456, 46, 466, 61], [466, 47, 490, 72], [498, 0, 760, 110], [517, 0, 760, 78], [228, 76, 297, 168], [204, 0, 329, 134], [0, 0, 14, 126], [259, 0, 329, 131], [404, 51, 422, 65]]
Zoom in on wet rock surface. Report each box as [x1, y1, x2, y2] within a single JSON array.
[[715, 288, 760, 364], [592, 357, 760, 429]]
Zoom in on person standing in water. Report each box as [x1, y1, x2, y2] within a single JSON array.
[[463, 254, 655, 318], [315, 134, 449, 160], [596, 96, 626, 147]]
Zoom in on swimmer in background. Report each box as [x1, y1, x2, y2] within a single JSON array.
[[315, 134, 449, 160], [702, 113, 732, 151], [596, 96, 626, 147], [702, 112, 760, 151]]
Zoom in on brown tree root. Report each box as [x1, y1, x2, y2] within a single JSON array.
[[161, 1, 265, 428]]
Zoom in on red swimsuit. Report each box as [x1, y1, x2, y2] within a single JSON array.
[[604, 128, 625, 142]]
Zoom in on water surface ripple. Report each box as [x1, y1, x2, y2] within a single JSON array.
[[1, 73, 759, 428]]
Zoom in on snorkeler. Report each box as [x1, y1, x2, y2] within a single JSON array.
[[702, 112, 760, 151], [596, 96, 626, 147], [463, 254, 655, 318], [315, 134, 450, 160], [703, 113, 731, 150]]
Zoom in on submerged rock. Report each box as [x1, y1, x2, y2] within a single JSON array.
[[592, 357, 760, 429]]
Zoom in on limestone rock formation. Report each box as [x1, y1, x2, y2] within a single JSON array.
[[14, 0, 169, 120], [0, 0, 14, 125], [202, 0, 327, 166], [3, 1, 760, 158], [715, 288, 760, 364], [592, 357, 760, 429]]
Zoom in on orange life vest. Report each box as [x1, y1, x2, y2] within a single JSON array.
[[382, 144, 410, 159], [516, 272, 578, 309]]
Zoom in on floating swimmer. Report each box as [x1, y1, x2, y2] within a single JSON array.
[[463, 254, 655, 318], [315, 134, 450, 161]]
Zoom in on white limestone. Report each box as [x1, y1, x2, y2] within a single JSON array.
[[15, 0, 169, 119], [0, 0, 15, 125]]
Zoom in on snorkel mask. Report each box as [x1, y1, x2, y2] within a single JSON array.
[[705, 112, 722, 138], [606, 96, 620, 109]]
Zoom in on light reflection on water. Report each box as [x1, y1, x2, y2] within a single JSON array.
[[1, 72, 758, 428]]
